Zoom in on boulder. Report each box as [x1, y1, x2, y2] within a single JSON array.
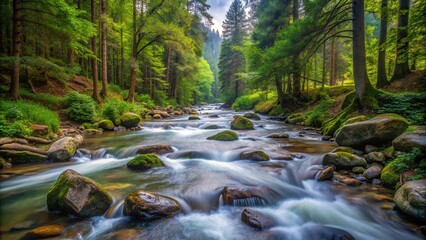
[[31, 124, 49, 136], [344, 115, 369, 125], [243, 113, 261, 120], [0, 150, 48, 164], [167, 150, 210, 159], [286, 113, 304, 124], [0, 143, 46, 155], [231, 116, 254, 130], [322, 152, 367, 170], [47, 169, 112, 217], [208, 114, 220, 118], [330, 146, 362, 155], [207, 130, 238, 141], [394, 179, 426, 221], [367, 152, 385, 163], [188, 116, 200, 120], [392, 130, 426, 153], [203, 124, 220, 129], [241, 208, 275, 230], [159, 111, 170, 118], [265, 133, 289, 138], [120, 112, 141, 128], [381, 164, 400, 188], [123, 190, 180, 220], [153, 114, 162, 119], [317, 166, 334, 181], [365, 144, 379, 153], [363, 164, 383, 181], [24, 225, 64, 239], [127, 154, 165, 170], [335, 114, 408, 148], [240, 150, 270, 161], [98, 120, 115, 131], [136, 144, 173, 155], [48, 137, 80, 162], [83, 129, 102, 134], [352, 167, 365, 174], [222, 186, 271, 206]]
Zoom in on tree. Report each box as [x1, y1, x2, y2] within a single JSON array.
[[391, 0, 411, 80], [376, 0, 388, 88], [9, 0, 22, 100], [91, 0, 101, 102], [100, 0, 108, 97]]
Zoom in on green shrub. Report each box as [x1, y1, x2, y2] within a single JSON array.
[[63, 91, 96, 123], [20, 90, 62, 109], [377, 92, 426, 125], [254, 100, 277, 114], [232, 94, 262, 110], [305, 99, 334, 127], [102, 99, 146, 124], [135, 94, 155, 107], [0, 119, 32, 137], [389, 148, 422, 173], [0, 100, 60, 132]]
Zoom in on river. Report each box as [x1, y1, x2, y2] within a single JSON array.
[[0, 104, 421, 239]]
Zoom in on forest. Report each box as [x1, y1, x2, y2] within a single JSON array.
[[0, 0, 425, 239]]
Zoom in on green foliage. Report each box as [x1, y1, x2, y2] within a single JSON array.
[[305, 99, 334, 127], [102, 99, 146, 124], [0, 100, 60, 133], [377, 92, 426, 125], [232, 93, 262, 110], [412, 159, 426, 180], [63, 92, 96, 123], [254, 100, 277, 114], [127, 154, 164, 170], [20, 90, 63, 109], [135, 94, 155, 108], [389, 148, 422, 173], [0, 119, 32, 137]]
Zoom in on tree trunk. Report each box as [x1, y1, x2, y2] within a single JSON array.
[[352, 0, 375, 109], [9, 0, 21, 100], [329, 36, 336, 86], [68, 48, 75, 67], [376, 0, 388, 88], [292, 0, 301, 98], [275, 76, 285, 110], [91, 0, 101, 102], [321, 42, 326, 89], [391, 0, 410, 81], [127, 0, 138, 102], [100, 0, 108, 97], [120, 22, 125, 89]]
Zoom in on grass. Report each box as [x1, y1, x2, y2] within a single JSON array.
[[20, 90, 63, 109]]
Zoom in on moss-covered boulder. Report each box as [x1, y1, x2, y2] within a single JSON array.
[[127, 154, 165, 170], [231, 116, 254, 130], [286, 113, 304, 124], [335, 114, 409, 148], [136, 144, 173, 155], [98, 120, 115, 131], [392, 130, 426, 153], [47, 169, 112, 218], [83, 128, 102, 134], [47, 137, 81, 162], [203, 124, 219, 129], [394, 179, 426, 221], [119, 112, 141, 128], [381, 164, 400, 188], [322, 152, 367, 170], [240, 150, 270, 161], [344, 115, 369, 125], [123, 190, 180, 220], [243, 112, 261, 120], [0, 150, 48, 165], [352, 167, 365, 174], [207, 130, 238, 141], [188, 116, 200, 120], [167, 150, 210, 159]]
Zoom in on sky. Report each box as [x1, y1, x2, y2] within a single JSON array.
[[207, 0, 233, 33]]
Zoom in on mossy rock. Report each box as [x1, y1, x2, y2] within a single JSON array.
[[243, 112, 261, 120], [331, 147, 355, 154], [207, 130, 238, 141], [47, 169, 112, 218], [127, 154, 165, 170], [0, 150, 48, 164], [240, 150, 270, 161], [352, 167, 365, 174], [381, 164, 400, 189], [83, 128, 103, 134], [286, 113, 304, 124], [119, 112, 141, 128], [47, 137, 79, 162], [188, 116, 201, 120], [231, 116, 254, 130], [81, 123, 94, 130], [343, 115, 369, 125], [322, 152, 367, 170], [382, 146, 395, 159], [98, 120, 115, 131], [203, 125, 219, 129]]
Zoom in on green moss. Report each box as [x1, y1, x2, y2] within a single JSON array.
[[381, 164, 400, 188], [188, 116, 201, 120], [98, 120, 115, 130], [0, 150, 47, 164], [83, 129, 102, 134], [305, 99, 334, 127], [254, 100, 277, 114], [336, 152, 358, 161], [241, 150, 270, 161], [82, 123, 94, 130], [286, 113, 304, 124], [243, 112, 261, 120], [268, 105, 285, 116], [331, 147, 354, 153], [207, 130, 238, 141], [352, 167, 365, 174], [127, 154, 165, 170], [382, 146, 394, 159], [376, 113, 409, 123], [344, 115, 369, 125], [231, 116, 254, 130], [119, 112, 141, 128], [322, 102, 356, 136], [204, 125, 219, 129]]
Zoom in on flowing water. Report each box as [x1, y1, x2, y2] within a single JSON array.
[[0, 104, 422, 239]]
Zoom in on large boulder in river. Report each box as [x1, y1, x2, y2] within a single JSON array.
[[231, 116, 254, 130], [240, 150, 270, 161], [392, 130, 426, 153], [48, 136, 81, 162], [47, 169, 112, 218], [207, 130, 238, 141], [335, 114, 408, 148], [322, 152, 367, 170], [394, 179, 426, 221], [127, 154, 165, 170], [119, 112, 141, 128], [363, 164, 382, 181], [136, 144, 173, 155], [243, 112, 261, 120], [167, 150, 210, 159], [98, 119, 115, 131], [123, 190, 180, 220], [222, 186, 272, 206], [241, 208, 276, 230]]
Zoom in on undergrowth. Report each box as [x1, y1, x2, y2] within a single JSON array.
[[377, 91, 426, 125]]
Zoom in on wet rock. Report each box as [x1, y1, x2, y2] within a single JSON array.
[[136, 144, 173, 155], [120, 112, 141, 128], [365, 144, 379, 153], [322, 152, 367, 170], [304, 225, 356, 240], [24, 136, 52, 144], [363, 164, 383, 181], [367, 152, 385, 163], [152, 114, 162, 119], [269, 153, 293, 160], [98, 120, 115, 131], [222, 186, 271, 206], [127, 154, 165, 170], [83, 128, 102, 134], [203, 124, 219, 129], [208, 114, 220, 118], [47, 169, 112, 217], [266, 133, 289, 138], [31, 124, 49, 136], [392, 130, 426, 153], [0, 143, 46, 155], [167, 150, 210, 159], [240, 150, 270, 161], [241, 208, 276, 230], [381, 164, 400, 188], [331, 146, 362, 155], [231, 116, 254, 130], [243, 112, 261, 120], [159, 111, 170, 118], [290, 153, 304, 159], [188, 116, 200, 120], [0, 150, 48, 164], [352, 167, 365, 174], [104, 229, 139, 240], [48, 136, 81, 162], [207, 130, 238, 141], [335, 114, 408, 148], [10, 220, 35, 231], [317, 166, 334, 181], [286, 113, 304, 124], [322, 136, 332, 141], [353, 174, 367, 182], [173, 111, 181, 116], [394, 179, 426, 221], [337, 177, 362, 187], [162, 124, 171, 130], [372, 179, 382, 185], [24, 225, 63, 239], [123, 190, 180, 220]]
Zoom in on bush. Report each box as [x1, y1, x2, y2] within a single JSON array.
[[0, 100, 60, 133], [389, 148, 422, 173], [102, 99, 146, 124], [232, 93, 262, 110], [63, 91, 96, 123], [305, 99, 334, 127], [377, 92, 426, 125], [20, 90, 62, 109], [0, 119, 32, 137], [135, 94, 155, 107]]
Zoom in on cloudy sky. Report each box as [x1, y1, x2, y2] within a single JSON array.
[[207, 0, 233, 33]]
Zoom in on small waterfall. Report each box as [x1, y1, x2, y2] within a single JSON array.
[[105, 200, 124, 218], [233, 197, 266, 207]]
